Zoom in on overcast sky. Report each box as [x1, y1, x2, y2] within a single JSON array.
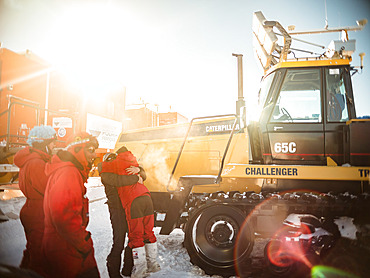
[[1, 0, 369, 119]]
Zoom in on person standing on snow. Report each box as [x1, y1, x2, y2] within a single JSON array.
[[42, 132, 100, 278], [99, 152, 147, 278], [100, 146, 160, 278], [14, 125, 57, 277]]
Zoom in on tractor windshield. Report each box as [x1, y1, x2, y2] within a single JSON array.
[[270, 69, 321, 123]]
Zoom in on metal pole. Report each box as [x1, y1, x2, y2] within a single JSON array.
[[44, 71, 50, 125], [232, 53, 243, 101], [232, 54, 245, 116], [122, 86, 126, 130], [215, 116, 238, 184]]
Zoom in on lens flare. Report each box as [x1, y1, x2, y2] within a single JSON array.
[[311, 265, 360, 278], [234, 189, 325, 276]]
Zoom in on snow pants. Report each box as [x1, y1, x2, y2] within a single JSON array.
[[42, 231, 100, 278], [107, 203, 128, 258], [106, 201, 128, 277], [19, 200, 46, 277], [125, 194, 156, 249]]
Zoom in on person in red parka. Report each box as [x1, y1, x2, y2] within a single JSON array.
[[99, 152, 147, 278], [14, 125, 57, 276], [100, 146, 160, 278], [42, 132, 100, 278]]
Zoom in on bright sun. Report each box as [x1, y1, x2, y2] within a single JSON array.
[[42, 3, 136, 98]]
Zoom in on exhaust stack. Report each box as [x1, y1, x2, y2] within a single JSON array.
[[232, 53, 245, 116]]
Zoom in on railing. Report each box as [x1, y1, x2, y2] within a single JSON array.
[[166, 114, 238, 192], [0, 96, 75, 152]]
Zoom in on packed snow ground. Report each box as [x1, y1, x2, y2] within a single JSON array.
[[0, 177, 222, 278]]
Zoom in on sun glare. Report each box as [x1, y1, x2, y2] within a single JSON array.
[[42, 3, 138, 98]]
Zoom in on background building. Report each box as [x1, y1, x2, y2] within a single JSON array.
[[124, 104, 188, 131], [159, 112, 188, 126], [0, 47, 189, 152]]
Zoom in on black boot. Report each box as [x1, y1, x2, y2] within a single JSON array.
[[121, 246, 133, 277], [107, 254, 123, 278]]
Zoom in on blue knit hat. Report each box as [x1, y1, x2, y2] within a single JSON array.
[[27, 125, 57, 146]]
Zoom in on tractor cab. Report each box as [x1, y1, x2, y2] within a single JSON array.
[[248, 11, 368, 167], [258, 62, 355, 166]]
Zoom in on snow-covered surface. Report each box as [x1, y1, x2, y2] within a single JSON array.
[[0, 177, 218, 278]]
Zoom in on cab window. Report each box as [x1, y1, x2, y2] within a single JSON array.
[[326, 68, 349, 122], [270, 69, 321, 123], [258, 72, 276, 108]]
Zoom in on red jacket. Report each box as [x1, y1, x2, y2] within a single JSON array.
[[14, 146, 51, 200], [42, 152, 97, 277], [14, 147, 51, 274], [101, 151, 149, 208]]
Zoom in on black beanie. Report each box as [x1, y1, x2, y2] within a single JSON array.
[[116, 146, 128, 154]]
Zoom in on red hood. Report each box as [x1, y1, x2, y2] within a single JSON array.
[[45, 151, 89, 182], [14, 147, 51, 168], [117, 151, 139, 166], [101, 151, 139, 174]]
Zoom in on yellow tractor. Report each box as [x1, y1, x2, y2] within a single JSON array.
[[114, 11, 370, 277]]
